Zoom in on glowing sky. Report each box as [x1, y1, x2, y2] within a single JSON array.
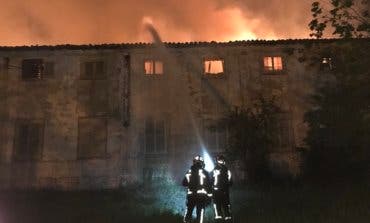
[[0, 0, 312, 46]]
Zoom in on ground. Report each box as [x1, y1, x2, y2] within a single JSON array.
[[0, 181, 369, 223]]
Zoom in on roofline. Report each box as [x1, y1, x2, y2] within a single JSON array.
[[0, 38, 368, 51]]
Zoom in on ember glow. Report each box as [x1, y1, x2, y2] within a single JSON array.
[[0, 0, 311, 46]]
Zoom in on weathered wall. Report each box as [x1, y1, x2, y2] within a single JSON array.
[[0, 41, 324, 189], [0, 49, 126, 189]]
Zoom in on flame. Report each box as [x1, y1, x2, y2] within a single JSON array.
[[221, 8, 277, 41]]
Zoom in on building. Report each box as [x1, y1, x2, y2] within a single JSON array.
[[0, 38, 364, 190]]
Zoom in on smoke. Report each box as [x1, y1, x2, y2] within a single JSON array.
[[0, 0, 312, 46]]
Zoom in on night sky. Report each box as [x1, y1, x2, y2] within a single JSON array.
[[0, 0, 313, 45]]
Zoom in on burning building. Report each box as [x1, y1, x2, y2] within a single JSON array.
[[0, 38, 365, 190]]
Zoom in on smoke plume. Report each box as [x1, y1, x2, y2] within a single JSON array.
[[0, 0, 312, 46]]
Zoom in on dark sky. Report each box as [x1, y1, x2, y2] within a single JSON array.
[[0, 0, 313, 45]]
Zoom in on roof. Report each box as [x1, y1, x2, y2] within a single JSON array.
[[0, 38, 368, 51]]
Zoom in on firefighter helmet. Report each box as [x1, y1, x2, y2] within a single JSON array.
[[216, 155, 226, 165], [193, 155, 205, 168]]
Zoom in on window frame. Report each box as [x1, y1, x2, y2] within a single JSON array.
[[21, 58, 55, 80], [13, 119, 45, 161], [143, 59, 164, 76], [261, 56, 285, 75], [143, 117, 168, 155], [80, 60, 107, 80], [203, 58, 225, 77]]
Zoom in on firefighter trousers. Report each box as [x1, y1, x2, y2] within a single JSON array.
[[213, 191, 232, 221], [184, 194, 207, 223]]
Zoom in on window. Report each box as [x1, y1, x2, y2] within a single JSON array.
[[22, 59, 43, 79], [21, 59, 54, 79], [78, 118, 107, 159], [274, 113, 293, 151], [263, 56, 283, 73], [321, 57, 333, 70], [203, 120, 227, 151], [80, 61, 106, 80], [144, 60, 163, 75], [204, 59, 224, 75], [144, 118, 166, 154], [13, 120, 44, 161]]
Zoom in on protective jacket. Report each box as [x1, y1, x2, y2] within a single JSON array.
[[212, 164, 232, 192], [182, 164, 212, 195], [211, 164, 233, 221], [182, 164, 211, 223]]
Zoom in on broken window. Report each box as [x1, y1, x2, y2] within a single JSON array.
[[78, 118, 107, 159], [80, 61, 106, 80], [263, 56, 283, 73], [21, 59, 54, 79], [144, 118, 166, 154], [13, 120, 44, 161], [204, 59, 224, 75], [22, 59, 43, 79], [144, 60, 163, 75]]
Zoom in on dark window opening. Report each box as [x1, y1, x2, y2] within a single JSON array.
[[144, 118, 166, 154], [81, 61, 106, 80], [22, 59, 43, 79], [13, 120, 44, 161], [22, 59, 54, 80]]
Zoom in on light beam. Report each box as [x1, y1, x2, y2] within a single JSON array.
[[202, 148, 215, 172]]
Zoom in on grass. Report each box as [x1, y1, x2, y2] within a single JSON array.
[[0, 181, 369, 223]]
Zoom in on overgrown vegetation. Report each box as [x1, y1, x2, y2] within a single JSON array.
[[1, 182, 369, 223], [309, 0, 370, 38], [302, 41, 370, 181], [218, 96, 281, 182], [303, 0, 370, 181]]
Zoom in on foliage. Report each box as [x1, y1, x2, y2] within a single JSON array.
[[309, 0, 370, 38], [302, 40, 370, 180], [218, 96, 281, 182]]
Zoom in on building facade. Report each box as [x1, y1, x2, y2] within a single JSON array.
[[0, 39, 357, 190]]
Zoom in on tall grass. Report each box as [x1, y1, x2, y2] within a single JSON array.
[[0, 181, 369, 223]]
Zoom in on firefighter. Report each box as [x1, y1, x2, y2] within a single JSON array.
[[211, 155, 233, 222], [182, 155, 212, 223]]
